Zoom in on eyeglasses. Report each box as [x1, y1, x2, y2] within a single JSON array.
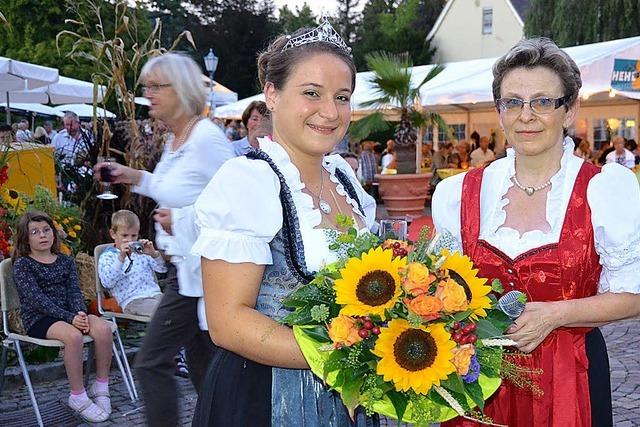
[[496, 96, 569, 115], [30, 227, 53, 236], [142, 83, 172, 94]]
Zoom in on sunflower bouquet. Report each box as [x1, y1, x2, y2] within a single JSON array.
[[282, 217, 519, 425]]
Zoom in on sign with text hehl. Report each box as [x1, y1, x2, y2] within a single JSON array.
[[611, 58, 640, 92]]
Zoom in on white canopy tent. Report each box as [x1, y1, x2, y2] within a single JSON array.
[[53, 104, 116, 119], [0, 56, 59, 123], [216, 36, 640, 119], [214, 93, 264, 119], [7, 75, 105, 105], [0, 103, 64, 117], [409, 35, 640, 110]]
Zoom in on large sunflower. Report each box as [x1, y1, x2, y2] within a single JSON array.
[[335, 246, 406, 318], [373, 319, 456, 394], [440, 250, 492, 319]]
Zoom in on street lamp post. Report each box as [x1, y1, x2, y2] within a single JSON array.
[[203, 48, 219, 116]]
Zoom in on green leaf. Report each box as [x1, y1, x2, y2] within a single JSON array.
[[341, 376, 364, 419], [302, 325, 331, 343], [475, 318, 503, 339], [463, 380, 485, 410], [333, 369, 346, 389], [441, 373, 465, 395], [516, 293, 528, 304], [386, 390, 409, 422], [450, 310, 473, 321], [491, 279, 504, 294]]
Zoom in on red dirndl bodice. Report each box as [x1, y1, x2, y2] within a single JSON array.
[[442, 162, 602, 427]]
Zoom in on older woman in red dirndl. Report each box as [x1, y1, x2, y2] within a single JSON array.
[[433, 38, 640, 427]]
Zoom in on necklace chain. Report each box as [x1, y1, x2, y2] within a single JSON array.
[[306, 169, 332, 214], [512, 174, 552, 196]]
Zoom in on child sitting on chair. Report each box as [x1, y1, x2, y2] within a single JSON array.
[[98, 209, 166, 317], [12, 211, 113, 423], [98, 210, 189, 378]]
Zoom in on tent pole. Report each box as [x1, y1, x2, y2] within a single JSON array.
[[5, 92, 10, 125]]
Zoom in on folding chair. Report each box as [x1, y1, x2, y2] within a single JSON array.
[[94, 243, 153, 401], [0, 258, 135, 427]]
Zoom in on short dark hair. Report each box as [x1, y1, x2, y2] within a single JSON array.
[[492, 37, 582, 108], [241, 101, 268, 128], [257, 26, 356, 91], [12, 211, 60, 261]]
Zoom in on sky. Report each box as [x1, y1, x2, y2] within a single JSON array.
[[272, 0, 364, 16]]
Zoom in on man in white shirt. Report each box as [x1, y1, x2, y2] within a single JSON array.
[[52, 111, 93, 165], [470, 136, 496, 167], [15, 119, 32, 142], [605, 135, 635, 168]]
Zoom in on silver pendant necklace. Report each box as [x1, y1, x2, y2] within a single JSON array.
[[308, 169, 332, 214], [512, 174, 552, 196]]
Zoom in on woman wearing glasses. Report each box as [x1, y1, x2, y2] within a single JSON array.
[[96, 53, 235, 426], [434, 38, 640, 426]]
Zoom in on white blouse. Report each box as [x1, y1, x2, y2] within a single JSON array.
[[133, 119, 235, 297], [192, 137, 377, 273], [432, 137, 640, 294]]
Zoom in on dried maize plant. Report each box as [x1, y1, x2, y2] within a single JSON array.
[[56, 0, 195, 244]]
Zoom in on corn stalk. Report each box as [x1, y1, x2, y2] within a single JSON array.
[[55, 0, 195, 246]]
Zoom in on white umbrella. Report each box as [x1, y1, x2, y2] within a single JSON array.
[[0, 102, 64, 117], [0, 56, 59, 123], [8, 75, 105, 104], [53, 103, 116, 119]]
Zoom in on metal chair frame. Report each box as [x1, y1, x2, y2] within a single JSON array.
[[0, 258, 135, 427]]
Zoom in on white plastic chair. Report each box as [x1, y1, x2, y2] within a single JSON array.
[[0, 258, 135, 427]]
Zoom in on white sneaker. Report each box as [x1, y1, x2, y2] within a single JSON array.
[[88, 382, 112, 416], [68, 396, 109, 423]]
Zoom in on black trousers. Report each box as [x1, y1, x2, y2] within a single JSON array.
[[135, 275, 217, 427]]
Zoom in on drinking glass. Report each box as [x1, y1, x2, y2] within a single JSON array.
[[378, 219, 408, 241], [96, 156, 118, 200]]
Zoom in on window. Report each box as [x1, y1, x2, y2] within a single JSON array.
[[482, 7, 493, 34], [593, 118, 637, 150], [449, 124, 467, 141], [423, 124, 466, 143]]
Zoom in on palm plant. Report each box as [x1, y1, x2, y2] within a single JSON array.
[[349, 52, 447, 174]]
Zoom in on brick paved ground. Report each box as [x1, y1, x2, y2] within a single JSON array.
[[1, 319, 638, 426]]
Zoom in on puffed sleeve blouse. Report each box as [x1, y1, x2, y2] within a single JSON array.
[[191, 137, 377, 273], [432, 137, 640, 294]]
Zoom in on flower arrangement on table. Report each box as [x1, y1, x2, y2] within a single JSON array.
[[282, 217, 526, 425]]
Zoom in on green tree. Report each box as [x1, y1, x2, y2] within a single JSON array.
[[277, 3, 316, 33], [525, 0, 640, 46], [336, 0, 360, 43], [352, 0, 444, 71], [0, 0, 153, 82], [348, 52, 446, 173], [189, 0, 279, 98]]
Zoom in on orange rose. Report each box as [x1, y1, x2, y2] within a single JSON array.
[[328, 314, 362, 348], [451, 344, 475, 375], [436, 278, 469, 312], [404, 294, 443, 321], [402, 262, 436, 296]]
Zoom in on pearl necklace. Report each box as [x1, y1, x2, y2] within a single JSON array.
[[306, 170, 332, 214], [172, 116, 201, 151], [512, 174, 552, 196]]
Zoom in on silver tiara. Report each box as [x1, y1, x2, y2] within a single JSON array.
[[282, 17, 351, 54]]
